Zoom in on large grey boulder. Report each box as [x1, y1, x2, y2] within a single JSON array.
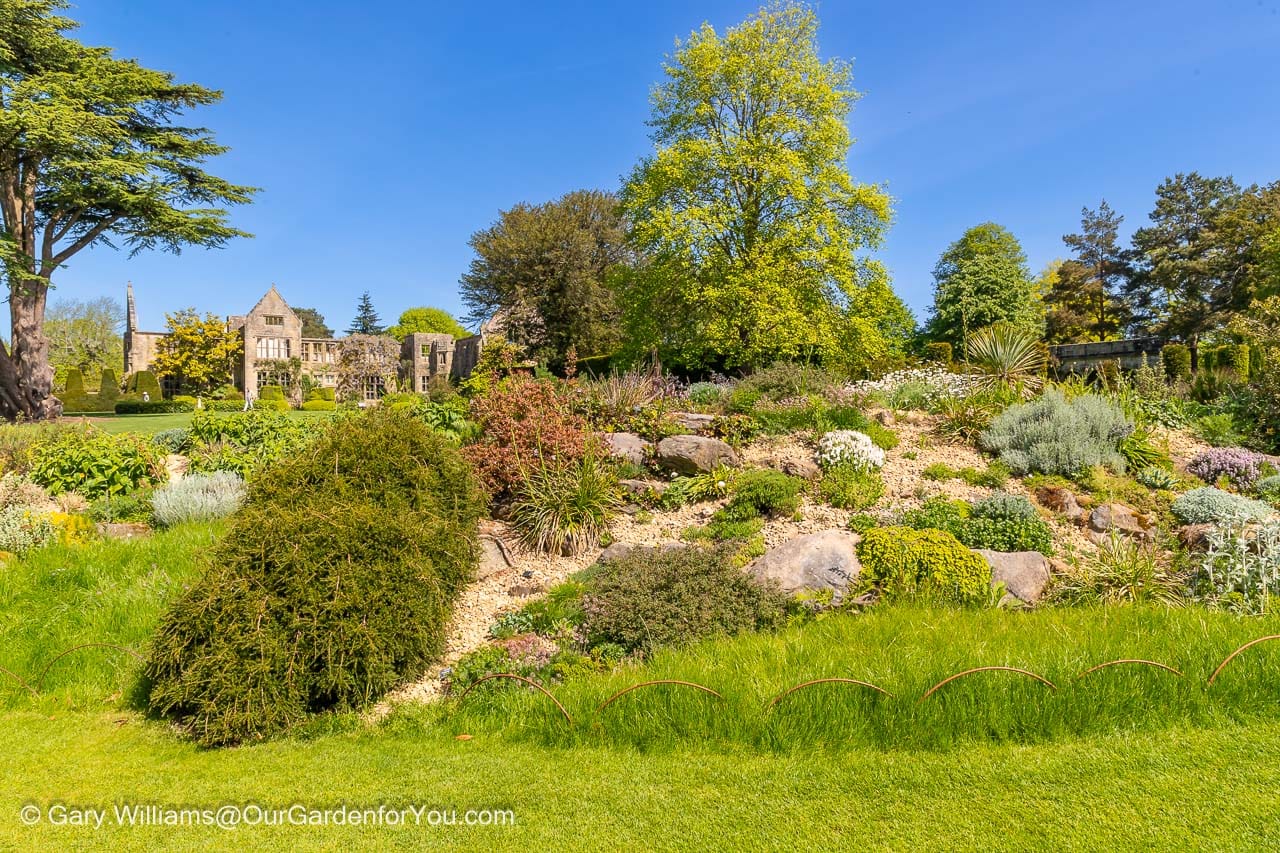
[[973, 549, 1052, 605], [743, 530, 861, 604], [656, 434, 739, 474], [602, 432, 652, 467]]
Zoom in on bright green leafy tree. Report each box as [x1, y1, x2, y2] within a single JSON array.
[[149, 309, 242, 395], [926, 223, 1044, 354], [0, 0, 255, 420], [617, 1, 903, 372], [293, 307, 332, 338], [387, 306, 468, 341], [45, 295, 124, 389]]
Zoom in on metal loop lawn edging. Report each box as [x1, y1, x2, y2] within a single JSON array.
[[765, 678, 895, 712], [34, 643, 146, 689], [1208, 635, 1280, 687], [1076, 659, 1184, 680], [0, 665, 39, 698], [918, 666, 1057, 704], [453, 673, 573, 724], [596, 680, 723, 714]]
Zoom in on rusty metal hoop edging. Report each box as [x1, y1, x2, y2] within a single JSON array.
[[35, 643, 145, 689], [1076, 659, 1184, 679], [1208, 635, 1280, 687], [596, 680, 723, 714], [918, 666, 1057, 703], [453, 673, 573, 724], [0, 665, 38, 698], [765, 678, 895, 711]]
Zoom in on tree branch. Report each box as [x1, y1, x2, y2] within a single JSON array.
[[49, 214, 123, 267]]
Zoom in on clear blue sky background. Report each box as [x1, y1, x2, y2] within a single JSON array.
[[50, 0, 1280, 334]]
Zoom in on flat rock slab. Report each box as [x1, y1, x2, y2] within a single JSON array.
[[973, 549, 1052, 605], [1088, 503, 1154, 544], [743, 530, 861, 604], [602, 432, 652, 467], [670, 412, 716, 432], [96, 522, 151, 540], [656, 434, 739, 474]]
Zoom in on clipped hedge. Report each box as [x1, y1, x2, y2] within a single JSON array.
[[923, 341, 953, 364], [145, 407, 487, 746], [857, 526, 991, 605], [300, 399, 336, 411], [115, 399, 195, 414], [124, 370, 163, 400]]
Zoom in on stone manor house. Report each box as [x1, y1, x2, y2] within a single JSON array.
[[123, 284, 486, 399]]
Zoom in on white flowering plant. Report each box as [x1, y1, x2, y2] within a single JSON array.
[[816, 430, 886, 472], [844, 367, 980, 409]]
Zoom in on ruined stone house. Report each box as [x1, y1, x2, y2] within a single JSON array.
[[123, 283, 486, 398]]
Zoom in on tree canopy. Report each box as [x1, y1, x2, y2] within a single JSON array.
[[616, 1, 904, 373], [149, 308, 242, 395], [45, 295, 123, 389], [387, 306, 468, 341], [926, 223, 1043, 352], [1045, 202, 1134, 343], [460, 189, 630, 369], [0, 0, 255, 419], [293, 306, 332, 338], [1127, 173, 1279, 343]]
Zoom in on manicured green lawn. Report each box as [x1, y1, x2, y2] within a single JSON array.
[[6, 522, 1280, 849], [67, 409, 335, 435], [3, 712, 1279, 850]]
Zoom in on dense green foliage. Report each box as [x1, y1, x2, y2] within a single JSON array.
[[145, 408, 486, 745], [29, 428, 164, 499], [926, 223, 1043, 351], [1045, 202, 1133, 343], [386, 306, 469, 341], [185, 409, 315, 478], [857, 527, 991, 604], [582, 545, 789, 655], [461, 189, 630, 368]]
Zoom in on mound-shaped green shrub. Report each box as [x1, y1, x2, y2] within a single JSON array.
[[1171, 487, 1274, 525], [902, 495, 1052, 555], [717, 469, 802, 520], [857, 526, 991, 604], [979, 389, 1130, 477], [582, 544, 788, 655], [145, 408, 486, 746]]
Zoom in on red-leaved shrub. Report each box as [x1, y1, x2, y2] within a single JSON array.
[[465, 377, 595, 502]]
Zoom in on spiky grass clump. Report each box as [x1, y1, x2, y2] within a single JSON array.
[[510, 454, 621, 556]]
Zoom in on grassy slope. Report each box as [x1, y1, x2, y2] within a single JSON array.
[[3, 712, 1279, 850]]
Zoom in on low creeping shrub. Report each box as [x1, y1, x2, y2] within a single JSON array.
[[856, 526, 991, 605], [151, 472, 247, 528], [980, 388, 1131, 477], [1186, 447, 1269, 490], [902, 495, 1052, 555], [1136, 467, 1179, 491], [145, 407, 487, 746], [152, 428, 191, 455], [817, 465, 884, 510], [1257, 475, 1280, 505], [0, 505, 56, 554], [717, 469, 802, 521], [581, 544, 789, 656], [816, 430, 885, 472], [1171, 487, 1275, 526]]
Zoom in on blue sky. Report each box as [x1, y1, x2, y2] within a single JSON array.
[[51, 0, 1280, 334]]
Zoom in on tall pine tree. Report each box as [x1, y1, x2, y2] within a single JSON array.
[[346, 291, 384, 335], [1046, 201, 1134, 343]]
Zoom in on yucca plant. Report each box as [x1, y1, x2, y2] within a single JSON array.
[[511, 453, 622, 556], [965, 321, 1047, 397]]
